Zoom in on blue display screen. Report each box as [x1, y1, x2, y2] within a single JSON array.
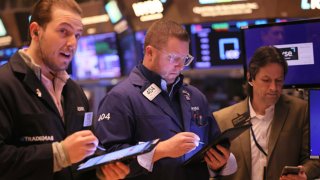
[[309, 89, 320, 159], [73, 32, 121, 80], [243, 19, 320, 88], [118, 31, 140, 76], [0, 47, 18, 66]]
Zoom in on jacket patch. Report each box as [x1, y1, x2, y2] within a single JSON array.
[[77, 106, 85, 111], [21, 136, 54, 142], [98, 113, 111, 121]]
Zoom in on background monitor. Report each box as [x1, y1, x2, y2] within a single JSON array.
[[134, 30, 146, 64], [73, 32, 121, 80], [188, 20, 268, 69], [242, 18, 320, 88], [118, 30, 140, 76], [0, 47, 18, 66], [309, 89, 320, 159]]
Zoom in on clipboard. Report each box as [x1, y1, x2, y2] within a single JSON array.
[[77, 139, 160, 172], [183, 124, 251, 166]]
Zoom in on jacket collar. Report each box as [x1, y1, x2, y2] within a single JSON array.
[[129, 66, 185, 130], [9, 52, 62, 118]]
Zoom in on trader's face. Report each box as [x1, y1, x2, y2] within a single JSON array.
[[151, 37, 189, 84], [37, 7, 83, 72], [251, 63, 284, 108]]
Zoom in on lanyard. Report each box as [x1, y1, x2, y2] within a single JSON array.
[[250, 127, 268, 156], [251, 127, 268, 180]]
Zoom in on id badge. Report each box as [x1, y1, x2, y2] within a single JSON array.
[[83, 112, 93, 127]]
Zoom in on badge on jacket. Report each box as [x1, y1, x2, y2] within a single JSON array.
[[36, 88, 42, 97], [83, 112, 93, 127], [143, 83, 161, 101]]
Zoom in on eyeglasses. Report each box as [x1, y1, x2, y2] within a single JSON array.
[[153, 46, 194, 66]]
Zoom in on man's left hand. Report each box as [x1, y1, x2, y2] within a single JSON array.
[[280, 166, 307, 180], [101, 162, 130, 180], [204, 145, 230, 171]]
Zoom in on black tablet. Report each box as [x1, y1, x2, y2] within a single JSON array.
[[77, 139, 160, 171], [183, 124, 251, 165]]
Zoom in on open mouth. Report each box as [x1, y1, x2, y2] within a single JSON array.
[[60, 52, 72, 59]]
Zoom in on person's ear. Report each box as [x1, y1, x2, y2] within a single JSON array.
[[145, 46, 153, 56], [247, 72, 253, 86], [29, 22, 40, 39], [144, 45, 155, 61]]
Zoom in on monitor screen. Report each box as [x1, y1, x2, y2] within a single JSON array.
[[188, 20, 264, 69], [118, 31, 140, 76], [134, 30, 146, 64], [309, 89, 320, 159], [73, 32, 121, 80], [0, 47, 18, 66], [243, 19, 320, 88]]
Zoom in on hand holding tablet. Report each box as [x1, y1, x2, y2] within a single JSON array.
[[77, 139, 160, 171]]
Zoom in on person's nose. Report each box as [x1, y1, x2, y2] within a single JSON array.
[[66, 35, 77, 51], [269, 81, 277, 91]]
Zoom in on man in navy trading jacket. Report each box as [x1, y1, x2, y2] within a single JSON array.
[[94, 19, 237, 180], [0, 0, 129, 179]]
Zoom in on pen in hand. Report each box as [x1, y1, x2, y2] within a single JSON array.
[[169, 129, 205, 145], [96, 145, 106, 151]]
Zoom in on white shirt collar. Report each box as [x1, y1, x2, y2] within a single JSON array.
[[248, 98, 275, 120]]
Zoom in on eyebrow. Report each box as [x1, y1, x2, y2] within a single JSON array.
[[58, 22, 83, 33]]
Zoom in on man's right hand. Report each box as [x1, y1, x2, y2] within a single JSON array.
[[62, 130, 98, 164], [153, 132, 200, 162]]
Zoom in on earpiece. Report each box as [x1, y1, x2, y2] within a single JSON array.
[[34, 31, 38, 36], [248, 75, 253, 86]]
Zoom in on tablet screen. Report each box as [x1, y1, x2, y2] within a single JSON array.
[[183, 124, 251, 165], [78, 139, 159, 171]]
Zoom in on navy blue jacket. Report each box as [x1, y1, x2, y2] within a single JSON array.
[[95, 66, 221, 180], [0, 52, 96, 180]]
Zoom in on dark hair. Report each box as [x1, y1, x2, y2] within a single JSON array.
[[30, 0, 82, 28], [144, 19, 189, 50], [28, 0, 82, 42], [246, 46, 288, 97]]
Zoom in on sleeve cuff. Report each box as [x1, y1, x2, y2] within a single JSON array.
[[137, 148, 156, 172], [52, 142, 72, 172]]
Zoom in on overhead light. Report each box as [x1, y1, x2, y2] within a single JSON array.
[[82, 14, 109, 25], [140, 13, 163, 22], [86, 28, 97, 34], [301, 0, 320, 10], [193, 2, 259, 17], [132, 0, 164, 22], [0, 18, 7, 36], [199, 0, 246, 4]]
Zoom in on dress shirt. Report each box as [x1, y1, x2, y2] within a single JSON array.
[[249, 99, 274, 180]]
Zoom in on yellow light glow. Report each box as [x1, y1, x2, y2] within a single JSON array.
[[82, 14, 109, 25]]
